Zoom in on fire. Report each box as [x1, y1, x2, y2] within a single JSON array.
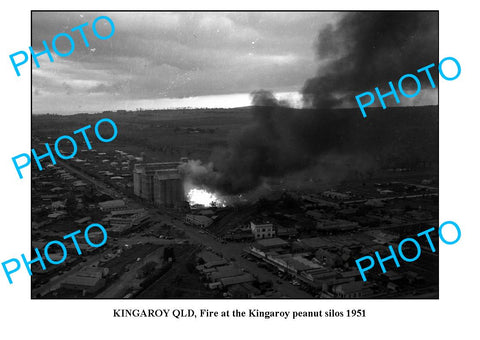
[[187, 188, 226, 208]]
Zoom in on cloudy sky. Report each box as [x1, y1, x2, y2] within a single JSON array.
[[32, 12, 341, 114]]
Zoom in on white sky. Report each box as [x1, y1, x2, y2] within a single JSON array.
[[31, 12, 340, 114]]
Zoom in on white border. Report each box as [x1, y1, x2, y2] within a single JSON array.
[[0, 1, 478, 338]]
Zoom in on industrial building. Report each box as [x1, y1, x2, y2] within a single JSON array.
[[61, 267, 108, 293], [108, 209, 151, 235], [153, 169, 184, 207], [98, 199, 126, 212], [133, 161, 185, 208], [332, 281, 374, 298], [185, 214, 213, 228]]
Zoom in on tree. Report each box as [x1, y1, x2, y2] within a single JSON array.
[[173, 275, 183, 285], [65, 193, 77, 215], [185, 261, 196, 273]]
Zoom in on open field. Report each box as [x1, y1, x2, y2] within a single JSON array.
[[32, 105, 438, 170]]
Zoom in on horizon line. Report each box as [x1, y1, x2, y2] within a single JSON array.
[[32, 104, 440, 117]]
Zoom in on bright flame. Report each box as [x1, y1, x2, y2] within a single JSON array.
[[187, 188, 226, 207]]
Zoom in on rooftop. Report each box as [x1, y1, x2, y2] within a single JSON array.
[[98, 200, 125, 209], [255, 237, 288, 249], [220, 273, 254, 287], [269, 254, 322, 272]]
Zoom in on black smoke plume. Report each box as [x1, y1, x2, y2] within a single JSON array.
[[183, 12, 439, 196], [303, 11, 439, 108]]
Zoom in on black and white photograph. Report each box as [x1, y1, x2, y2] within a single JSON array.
[[30, 11, 439, 299]]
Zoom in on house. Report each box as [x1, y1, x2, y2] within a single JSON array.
[[48, 211, 67, 219], [72, 180, 87, 188], [51, 200, 66, 210]]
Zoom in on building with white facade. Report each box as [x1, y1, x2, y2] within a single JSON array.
[[250, 221, 275, 239]]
